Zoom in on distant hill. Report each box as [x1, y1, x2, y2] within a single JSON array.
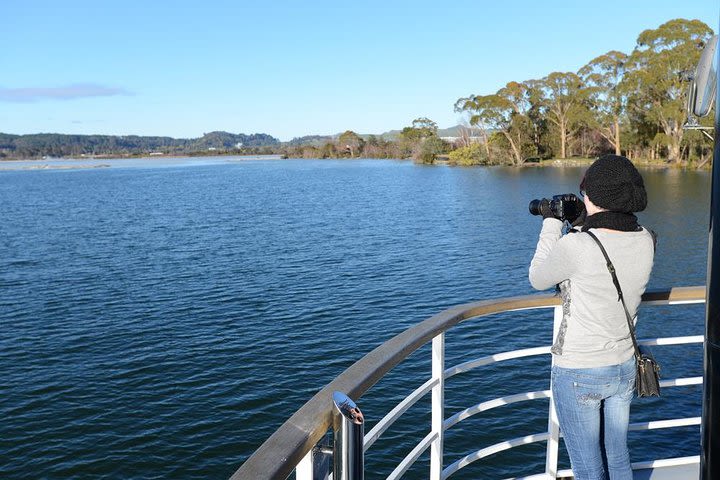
[[376, 129, 401, 140], [192, 131, 279, 149], [0, 131, 280, 159], [1, 125, 490, 158], [282, 125, 485, 147], [376, 125, 483, 140], [438, 125, 468, 137], [285, 135, 334, 146]]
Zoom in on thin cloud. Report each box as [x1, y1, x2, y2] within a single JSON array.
[[0, 84, 132, 102]]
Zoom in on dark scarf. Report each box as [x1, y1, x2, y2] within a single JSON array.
[[581, 211, 641, 232]]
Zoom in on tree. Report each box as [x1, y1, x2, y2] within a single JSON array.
[[454, 98, 490, 156], [319, 142, 338, 158], [400, 117, 438, 141], [535, 72, 592, 159], [447, 143, 488, 166], [337, 130, 364, 157], [579, 51, 628, 155], [397, 117, 440, 160], [455, 81, 535, 165], [622, 19, 713, 163], [416, 136, 449, 164]]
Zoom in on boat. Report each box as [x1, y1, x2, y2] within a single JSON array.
[[230, 34, 720, 480]]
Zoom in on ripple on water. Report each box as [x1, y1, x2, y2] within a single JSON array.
[[0, 161, 709, 478]]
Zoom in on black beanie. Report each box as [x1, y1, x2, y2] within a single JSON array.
[[582, 154, 647, 213]]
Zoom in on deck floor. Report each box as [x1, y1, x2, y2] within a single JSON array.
[[553, 460, 700, 480], [633, 462, 699, 479]]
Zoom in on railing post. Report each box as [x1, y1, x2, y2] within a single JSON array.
[[430, 333, 445, 480], [545, 306, 562, 478], [333, 391, 365, 480]]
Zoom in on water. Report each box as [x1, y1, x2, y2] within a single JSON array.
[[0, 158, 710, 479]]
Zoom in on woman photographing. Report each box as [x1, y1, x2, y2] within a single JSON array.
[[529, 155, 655, 480]]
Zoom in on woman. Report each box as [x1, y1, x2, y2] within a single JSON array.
[[529, 155, 655, 480]]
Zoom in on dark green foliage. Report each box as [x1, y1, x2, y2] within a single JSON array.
[[192, 131, 278, 149], [400, 117, 438, 141], [416, 137, 450, 164], [0, 131, 280, 159], [337, 131, 364, 157], [278, 118, 443, 161]]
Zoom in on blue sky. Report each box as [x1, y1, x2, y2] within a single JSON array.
[[2, 1, 717, 141]]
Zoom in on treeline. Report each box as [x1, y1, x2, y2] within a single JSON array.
[[276, 19, 716, 167], [280, 118, 451, 163], [451, 19, 715, 167], [0, 131, 279, 159]]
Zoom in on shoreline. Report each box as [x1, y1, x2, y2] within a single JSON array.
[[526, 158, 700, 169], [0, 155, 709, 171]]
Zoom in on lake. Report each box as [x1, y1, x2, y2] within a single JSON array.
[[0, 157, 710, 478]]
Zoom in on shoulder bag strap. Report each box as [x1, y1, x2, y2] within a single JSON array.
[[585, 230, 641, 359]]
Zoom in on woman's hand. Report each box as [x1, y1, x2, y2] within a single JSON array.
[[538, 199, 555, 219]]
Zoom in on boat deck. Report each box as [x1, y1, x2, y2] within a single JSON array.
[[549, 457, 700, 479], [636, 462, 698, 479]]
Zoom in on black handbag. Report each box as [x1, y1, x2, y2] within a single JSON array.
[[586, 231, 660, 397]]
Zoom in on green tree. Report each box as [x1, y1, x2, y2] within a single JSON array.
[[417, 136, 449, 164], [535, 72, 592, 159], [400, 117, 438, 141], [622, 19, 713, 163], [447, 143, 488, 166], [579, 51, 629, 155], [455, 81, 535, 165], [337, 130, 364, 157], [319, 142, 338, 158], [398, 117, 439, 160]]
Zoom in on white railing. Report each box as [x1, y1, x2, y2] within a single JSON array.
[[353, 295, 704, 479], [230, 287, 705, 480]]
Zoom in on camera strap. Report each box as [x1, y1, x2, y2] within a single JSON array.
[[585, 230, 642, 360]]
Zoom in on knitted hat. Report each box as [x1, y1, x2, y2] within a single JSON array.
[[581, 154, 647, 213]]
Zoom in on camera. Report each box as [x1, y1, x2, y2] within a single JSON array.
[[529, 194, 585, 223]]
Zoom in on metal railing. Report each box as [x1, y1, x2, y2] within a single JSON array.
[[230, 286, 705, 480]]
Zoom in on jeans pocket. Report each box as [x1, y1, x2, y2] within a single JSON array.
[[572, 381, 608, 407]]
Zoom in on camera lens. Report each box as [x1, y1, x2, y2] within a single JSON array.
[[529, 199, 542, 216]]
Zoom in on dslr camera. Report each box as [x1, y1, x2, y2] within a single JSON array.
[[529, 194, 585, 223]]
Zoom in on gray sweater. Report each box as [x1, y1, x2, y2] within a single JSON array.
[[529, 218, 655, 368]]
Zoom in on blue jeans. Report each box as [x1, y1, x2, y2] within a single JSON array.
[[551, 356, 636, 480]]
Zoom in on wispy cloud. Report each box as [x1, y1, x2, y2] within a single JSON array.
[[0, 84, 132, 102]]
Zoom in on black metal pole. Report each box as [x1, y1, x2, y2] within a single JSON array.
[[700, 40, 720, 479]]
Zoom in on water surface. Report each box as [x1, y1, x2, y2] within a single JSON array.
[[0, 158, 709, 478]]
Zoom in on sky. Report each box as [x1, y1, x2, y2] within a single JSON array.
[[2, 1, 717, 141]]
